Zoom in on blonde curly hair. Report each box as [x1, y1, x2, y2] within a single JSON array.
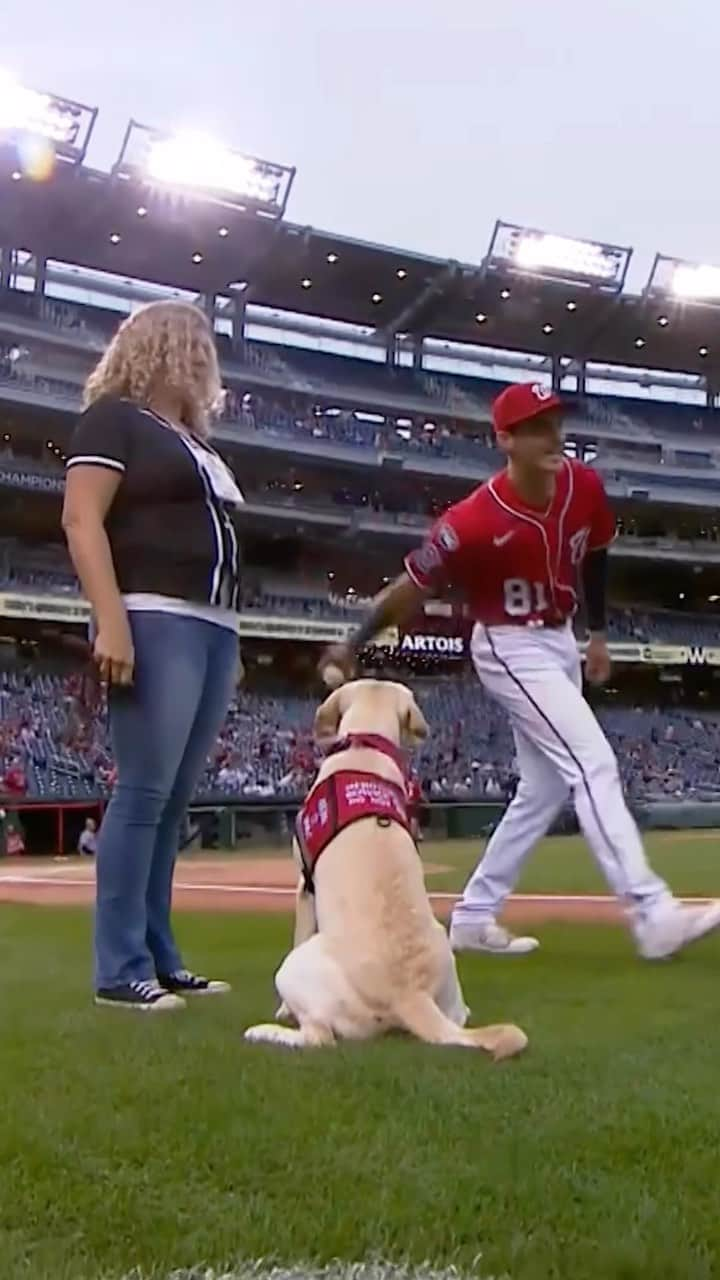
[[83, 300, 224, 437]]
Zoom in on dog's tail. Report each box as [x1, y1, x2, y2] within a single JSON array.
[[393, 992, 528, 1061]]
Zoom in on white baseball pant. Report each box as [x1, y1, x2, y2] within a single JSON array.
[[452, 621, 672, 923]]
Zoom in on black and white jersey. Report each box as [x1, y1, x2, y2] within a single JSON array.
[[66, 397, 245, 608]]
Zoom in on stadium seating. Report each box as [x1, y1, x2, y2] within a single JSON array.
[[5, 291, 720, 480], [0, 666, 718, 804], [1, 550, 719, 648], [2, 293, 720, 812]]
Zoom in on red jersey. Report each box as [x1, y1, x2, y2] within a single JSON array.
[[404, 459, 615, 627], [2, 767, 26, 796]]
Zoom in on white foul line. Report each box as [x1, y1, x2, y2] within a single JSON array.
[[0, 873, 713, 906]]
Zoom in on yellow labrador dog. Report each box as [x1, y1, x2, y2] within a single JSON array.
[[244, 679, 527, 1060]]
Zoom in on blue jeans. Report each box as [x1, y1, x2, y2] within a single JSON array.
[[94, 611, 238, 991]]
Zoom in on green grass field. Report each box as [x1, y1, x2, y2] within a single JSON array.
[[4, 833, 720, 1280], [423, 829, 720, 897]]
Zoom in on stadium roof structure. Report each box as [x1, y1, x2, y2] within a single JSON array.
[[3, 147, 720, 380]]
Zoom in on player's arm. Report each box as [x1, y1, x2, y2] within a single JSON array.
[[581, 548, 608, 635], [582, 469, 617, 638], [582, 470, 616, 684], [349, 572, 425, 652], [318, 572, 427, 682], [318, 507, 469, 681]]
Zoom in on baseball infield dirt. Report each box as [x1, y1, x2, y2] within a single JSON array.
[[1, 856, 703, 924]]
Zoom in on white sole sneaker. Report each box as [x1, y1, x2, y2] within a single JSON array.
[[449, 920, 540, 955], [184, 980, 231, 996], [634, 900, 720, 960], [157, 971, 232, 996], [94, 981, 186, 1011]]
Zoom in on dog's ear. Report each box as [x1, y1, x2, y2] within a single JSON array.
[[314, 687, 346, 742], [402, 692, 429, 744]]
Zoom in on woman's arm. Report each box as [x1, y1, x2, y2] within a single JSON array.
[[61, 466, 134, 685]]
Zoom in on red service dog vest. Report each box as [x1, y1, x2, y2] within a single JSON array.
[[296, 734, 411, 894]]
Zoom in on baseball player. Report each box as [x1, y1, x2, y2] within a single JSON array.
[[320, 382, 720, 961]]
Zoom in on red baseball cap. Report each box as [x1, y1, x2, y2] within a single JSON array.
[[492, 382, 563, 435]]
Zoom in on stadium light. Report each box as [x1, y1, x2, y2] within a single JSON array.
[[487, 220, 631, 292], [113, 119, 296, 218], [646, 253, 720, 305], [0, 70, 97, 166], [673, 265, 720, 299]]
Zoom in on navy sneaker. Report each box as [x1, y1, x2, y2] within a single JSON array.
[[157, 968, 231, 996], [95, 979, 185, 1012]]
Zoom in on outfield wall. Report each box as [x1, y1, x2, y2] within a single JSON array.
[[2, 797, 720, 856]]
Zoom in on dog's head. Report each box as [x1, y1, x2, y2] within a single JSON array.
[[313, 678, 429, 747]]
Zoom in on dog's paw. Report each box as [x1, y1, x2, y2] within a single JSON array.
[[245, 1023, 301, 1047], [275, 1001, 295, 1023]]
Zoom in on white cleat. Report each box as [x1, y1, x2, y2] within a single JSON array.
[[634, 899, 720, 960], [449, 919, 540, 956]]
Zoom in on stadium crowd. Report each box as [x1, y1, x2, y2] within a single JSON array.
[[2, 291, 720, 811], [0, 666, 719, 806]]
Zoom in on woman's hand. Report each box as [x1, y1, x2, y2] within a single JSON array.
[[94, 610, 135, 686]]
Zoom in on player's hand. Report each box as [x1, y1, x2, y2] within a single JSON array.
[[318, 643, 356, 685], [585, 633, 611, 686]]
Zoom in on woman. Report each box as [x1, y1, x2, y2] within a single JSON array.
[[62, 301, 244, 1011]]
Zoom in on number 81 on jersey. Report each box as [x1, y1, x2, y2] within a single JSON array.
[[503, 579, 551, 618]]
